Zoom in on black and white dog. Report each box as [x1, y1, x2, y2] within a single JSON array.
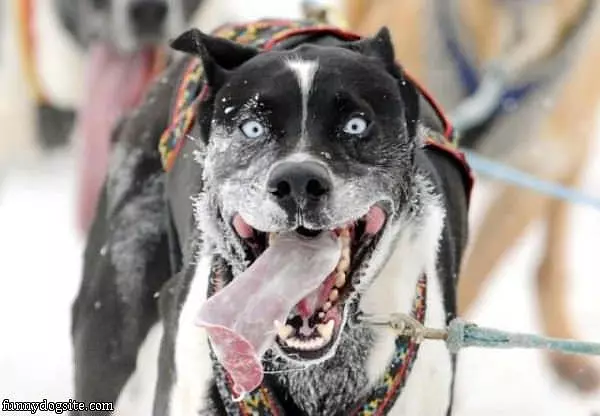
[[71, 19, 471, 416]]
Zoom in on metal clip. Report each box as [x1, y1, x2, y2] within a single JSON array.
[[360, 313, 448, 343]]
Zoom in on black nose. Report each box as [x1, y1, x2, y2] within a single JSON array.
[[129, 0, 168, 34], [268, 161, 332, 205]]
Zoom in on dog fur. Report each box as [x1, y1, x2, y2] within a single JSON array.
[[344, 0, 600, 391], [71, 23, 470, 415]]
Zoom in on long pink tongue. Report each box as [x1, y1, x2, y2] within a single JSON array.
[[75, 44, 157, 234], [197, 232, 342, 399]]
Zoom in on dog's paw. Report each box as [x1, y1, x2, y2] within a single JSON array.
[[549, 352, 600, 393]]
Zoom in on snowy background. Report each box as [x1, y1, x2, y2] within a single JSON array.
[[1, 0, 600, 415]]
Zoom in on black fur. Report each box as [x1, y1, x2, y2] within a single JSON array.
[[71, 24, 470, 416]]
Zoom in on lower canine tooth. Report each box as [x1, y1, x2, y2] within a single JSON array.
[[268, 233, 276, 245], [338, 254, 350, 272], [335, 272, 346, 288], [274, 320, 294, 340], [329, 289, 339, 302], [316, 320, 335, 341]]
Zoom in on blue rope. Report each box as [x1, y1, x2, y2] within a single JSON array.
[[464, 151, 600, 211], [446, 319, 600, 356]]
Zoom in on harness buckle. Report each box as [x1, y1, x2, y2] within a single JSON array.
[[360, 313, 448, 343]]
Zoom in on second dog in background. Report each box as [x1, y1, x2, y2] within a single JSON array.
[[13, 0, 232, 233]]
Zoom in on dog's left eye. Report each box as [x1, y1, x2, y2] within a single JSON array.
[[240, 120, 265, 139], [343, 116, 369, 136]]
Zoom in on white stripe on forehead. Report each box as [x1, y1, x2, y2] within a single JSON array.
[[286, 59, 318, 143]]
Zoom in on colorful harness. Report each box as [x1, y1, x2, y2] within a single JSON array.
[[159, 19, 473, 415]]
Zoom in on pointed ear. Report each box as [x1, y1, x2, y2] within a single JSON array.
[[345, 27, 396, 68], [170, 29, 260, 88]]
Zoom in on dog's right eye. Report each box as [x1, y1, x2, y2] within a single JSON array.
[[240, 120, 265, 139], [342, 115, 369, 137]]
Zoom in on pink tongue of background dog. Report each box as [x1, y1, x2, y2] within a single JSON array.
[[75, 44, 158, 234], [197, 232, 342, 400]]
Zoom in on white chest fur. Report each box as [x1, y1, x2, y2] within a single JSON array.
[[361, 203, 452, 416], [169, 256, 215, 416]]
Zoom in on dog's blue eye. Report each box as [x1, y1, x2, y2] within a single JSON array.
[[240, 120, 265, 139], [343, 116, 368, 136]]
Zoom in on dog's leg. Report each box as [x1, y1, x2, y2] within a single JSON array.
[[458, 14, 600, 316], [537, 169, 600, 392], [534, 25, 600, 388], [457, 181, 552, 313], [457, 138, 589, 314], [459, 19, 600, 395], [71, 184, 171, 415], [166, 256, 216, 416]]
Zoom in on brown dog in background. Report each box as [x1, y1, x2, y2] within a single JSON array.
[[345, 0, 600, 392]]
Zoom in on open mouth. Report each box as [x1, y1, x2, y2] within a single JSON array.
[[232, 206, 387, 360]]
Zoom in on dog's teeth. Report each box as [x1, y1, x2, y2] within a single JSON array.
[[340, 227, 350, 239], [318, 312, 325, 319], [340, 233, 351, 250], [268, 233, 276, 246], [337, 252, 350, 272], [323, 301, 332, 311], [313, 337, 326, 349], [274, 320, 294, 340], [335, 271, 346, 288], [316, 320, 335, 341], [329, 289, 339, 302], [284, 336, 326, 351]]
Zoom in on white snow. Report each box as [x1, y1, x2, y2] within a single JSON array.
[[1, 0, 600, 414]]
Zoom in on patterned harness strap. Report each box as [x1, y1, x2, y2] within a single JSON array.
[[159, 18, 470, 415]]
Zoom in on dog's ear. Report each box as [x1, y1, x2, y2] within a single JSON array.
[[345, 27, 396, 67], [171, 29, 260, 88]]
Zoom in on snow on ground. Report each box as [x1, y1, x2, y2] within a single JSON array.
[[1, 0, 600, 414]]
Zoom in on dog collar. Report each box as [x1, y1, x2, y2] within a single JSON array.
[[205, 257, 428, 415]]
